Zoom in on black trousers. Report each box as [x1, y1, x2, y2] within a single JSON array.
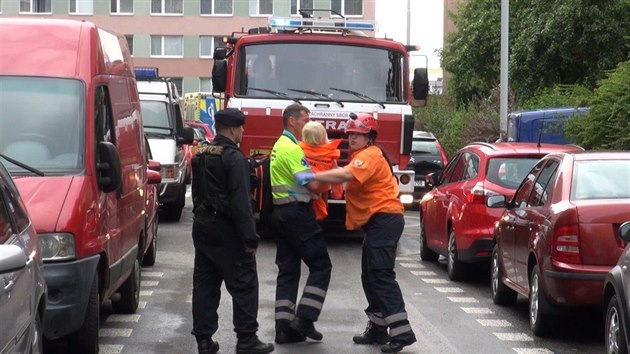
[[271, 202, 332, 330], [361, 213, 416, 343], [191, 215, 259, 338]]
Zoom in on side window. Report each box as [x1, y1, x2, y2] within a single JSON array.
[[528, 160, 559, 207], [0, 190, 14, 244], [440, 153, 461, 184], [464, 153, 480, 180], [512, 160, 546, 209], [448, 152, 471, 183], [95, 86, 115, 144]]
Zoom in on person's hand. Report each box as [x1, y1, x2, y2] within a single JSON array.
[[245, 247, 257, 256]]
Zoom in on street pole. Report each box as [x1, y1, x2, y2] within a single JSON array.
[[406, 0, 411, 45], [500, 0, 509, 140]]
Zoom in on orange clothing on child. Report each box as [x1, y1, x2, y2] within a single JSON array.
[[299, 139, 342, 220]]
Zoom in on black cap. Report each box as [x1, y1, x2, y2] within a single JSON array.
[[215, 108, 246, 127]]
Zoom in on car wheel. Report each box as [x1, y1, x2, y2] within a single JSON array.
[[31, 310, 43, 354], [447, 227, 465, 281], [419, 212, 439, 262], [113, 258, 141, 314], [529, 267, 552, 336], [491, 244, 517, 306], [606, 294, 628, 354], [68, 273, 99, 354], [142, 221, 158, 267]]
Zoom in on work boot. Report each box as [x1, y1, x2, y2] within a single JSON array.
[[380, 337, 417, 353], [289, 317, 323, 341], [236, 336, 275, 354], [353, 321, 390, 345], [275, 327, 306, 344], [196, 337, 219, 354]]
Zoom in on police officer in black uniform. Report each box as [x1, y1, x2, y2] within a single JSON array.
[[190, 108, 274, 354]]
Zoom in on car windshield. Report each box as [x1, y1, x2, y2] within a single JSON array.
[[571, 160, 630, 200], [235, 43, 405, 103], [412, 140, 439, 154], [141, 100, 172, 135], [486, 157, 541, 189], [0, 76, 85, 173]]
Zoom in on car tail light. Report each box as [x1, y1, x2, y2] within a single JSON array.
[[466, 182, 498, 204], [551, 223, 582, 264]]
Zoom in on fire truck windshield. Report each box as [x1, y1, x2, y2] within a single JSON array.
[[235, 43, 404, 103]]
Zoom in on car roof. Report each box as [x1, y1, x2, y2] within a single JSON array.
[[463, 142, 583, 156], [570, 151, 630, 161], [413, 131, 436, 139]]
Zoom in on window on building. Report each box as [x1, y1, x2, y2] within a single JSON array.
[[125, 35, 134, 56], [69, 0, 93, 14], [331, 0, 362, 17], [111, 0, 133, 14], [199, 36, 223, 58], [151, 36, 183, 57], [200, 78, 212, 92], [20, 0, 52, 13], [249, 0, 272, 16], [200, 0, 232, 15], [151, 0, 182, 14], [290, 0, 312, 15]]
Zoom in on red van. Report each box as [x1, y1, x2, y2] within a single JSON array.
[[0, 19, 157, 353]]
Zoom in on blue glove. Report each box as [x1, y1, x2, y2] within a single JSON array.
[[295, 170, 315, 185]]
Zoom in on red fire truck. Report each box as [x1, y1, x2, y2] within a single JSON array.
[[211, 13, 429, 230]]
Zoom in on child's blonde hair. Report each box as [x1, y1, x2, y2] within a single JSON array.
[[302, 121, 329, 146]]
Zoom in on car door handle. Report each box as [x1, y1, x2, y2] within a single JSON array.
[[3, 279, 14, 292], [26, 257, 33, 267]]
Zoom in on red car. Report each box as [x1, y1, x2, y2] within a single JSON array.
[[489, 151, 630, 336], [419, 142, 583, 281], [186, 121, 214, 151]]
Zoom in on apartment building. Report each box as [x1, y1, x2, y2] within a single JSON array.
[[0, 0, 374, 94]]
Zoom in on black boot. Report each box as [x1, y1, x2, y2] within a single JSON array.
[[381, 337, 417, 353], [275, 327, 306, 344], [236, 335, 275, 354], [353, 321, 390, 345], [289, 317, 323, 341], [196, 337, 219, 354]]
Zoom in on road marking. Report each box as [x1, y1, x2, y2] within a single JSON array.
[[99, 328, 133, 337], [107, 314, 141, 323], [477, 319, 512, 327], [186, 294, 193, 303], [140, 290, 153, 296], [414, 292, 423, 296], [513, 348, 554, 354], [399, 262, 424, 269], [99, 344, 124, 353], [421, 278, 449, 284], [138, 301, 147, 309], [434, 287, 464, 293], [461, 307, 493, 314], [493, 332, 533, 341], [396, 256, 416, 261], [447, 296, 479, 303], [411, 270, 437, 276], [143, 271, 164, 277], [141, 280, 159, 287]]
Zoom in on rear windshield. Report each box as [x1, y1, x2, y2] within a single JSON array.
[[412, 140, 439, 154], [486, 157, 541, 189], [571, 160, 630, 200]]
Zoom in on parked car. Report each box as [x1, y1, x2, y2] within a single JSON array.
[[143, 137, 162, 267], [0, 159, 46, 353], [488, 151, 630, 336], [407, 131, 448, 203], [419, 142, 583, 281], [603, 222, 630, 354]]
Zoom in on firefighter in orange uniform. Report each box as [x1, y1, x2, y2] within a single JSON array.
[[306, 113, 417, 353]]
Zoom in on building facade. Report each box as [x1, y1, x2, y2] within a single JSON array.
[[1, 0, 374, 94]]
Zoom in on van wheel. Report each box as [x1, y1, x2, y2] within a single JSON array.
[[447, 228, 465, 281], [491, 245, 517, 306], [113, 258, 141, 314], [142, 232, 158, 267], [419, 212, 439, 262], [31, 310, 43, 354], [529, 267, 552, 336], [163, 202, 183, 221], [68, 273, 99, 354]]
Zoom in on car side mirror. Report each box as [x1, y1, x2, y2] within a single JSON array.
[[148, 159, 161, 172], [426, 172, 440, 187], [486, 195, 507, 208], [147, 169, 162, 185], [178, 126, 194, 145], [619, 222, 630, 243], [97, 141, 122, 193], [0, 244, 27, 273]]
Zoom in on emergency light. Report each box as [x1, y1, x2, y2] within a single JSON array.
[[135, 67, 159, 80], [269, 17, 375, 32]]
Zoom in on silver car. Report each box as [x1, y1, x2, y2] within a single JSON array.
[[0, 159, 47, 353]]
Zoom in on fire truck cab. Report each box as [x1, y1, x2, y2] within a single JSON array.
[[212, 13, 429, 230]]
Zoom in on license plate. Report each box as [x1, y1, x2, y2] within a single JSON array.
[[415, 180, 425, 187]]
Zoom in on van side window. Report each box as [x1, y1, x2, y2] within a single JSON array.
[[95, 86, 115, 144]]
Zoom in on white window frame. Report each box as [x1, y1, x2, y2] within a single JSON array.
[[249, 0, 272, 17], [150, 0, 183, 15], [200, 0, 232, 16], [69, 0, 93, 15], [290, 0, 313, 16], [331, 0, 363, 18], [19, 0, 52, 14], [110, 0, 134, 15], [150, 35, 184, 58]]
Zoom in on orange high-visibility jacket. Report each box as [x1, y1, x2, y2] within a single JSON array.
[[299, 139, 342, 220]]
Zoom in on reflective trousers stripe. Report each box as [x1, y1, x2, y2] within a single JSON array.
[[303, 285, 327, 298], [299, 298, 323, 310], [367, 312, 387, 326], [275, 300, 296, 310], [390, 324, 413, 337], [385, 312, 408, 324], [275, 312, 295, 321]]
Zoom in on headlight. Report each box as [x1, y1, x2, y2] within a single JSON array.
[[39, 233, 75, 261]]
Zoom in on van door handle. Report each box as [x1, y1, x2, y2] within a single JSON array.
[[3, 279, 14, 292]]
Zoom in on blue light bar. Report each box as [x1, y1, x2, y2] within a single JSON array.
[[269, 17, 375, 32], [135, 67, 159, 80]]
